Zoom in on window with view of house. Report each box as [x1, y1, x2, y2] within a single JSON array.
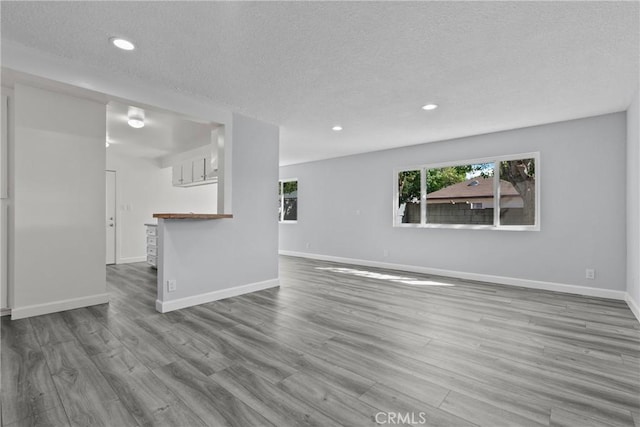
[[395, 154, 538, 230], [279, 179, 298, 222]]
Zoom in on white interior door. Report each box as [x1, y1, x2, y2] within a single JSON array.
[[106, 170, 116, 265], [1, 94, 8, 310]]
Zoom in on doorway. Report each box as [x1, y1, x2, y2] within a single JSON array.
[[106, 170, 116, 265]]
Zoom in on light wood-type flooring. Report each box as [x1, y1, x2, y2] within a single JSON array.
[[2, 256, 639, 426]]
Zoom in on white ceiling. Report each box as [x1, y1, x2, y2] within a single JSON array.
[[1, 2, 638, 165], [106, 101, 214, 159]]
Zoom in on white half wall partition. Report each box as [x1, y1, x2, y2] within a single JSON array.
[[627, 90, 640, 320], [156, 113, 279, 312], [280, 113, 628, 299], [11, 84, 108, 319]]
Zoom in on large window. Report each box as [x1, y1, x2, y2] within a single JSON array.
[[394, 153, 539, 230], [279, 179, 298, 222]]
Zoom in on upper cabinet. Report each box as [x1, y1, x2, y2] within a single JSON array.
[[181, 160, 194, 185], [205, 156, 216, 179], [164, 129, 220, 188], [172, 156, 217, 187], [193, 157, 205, 183], [171, 162, 184, 185]]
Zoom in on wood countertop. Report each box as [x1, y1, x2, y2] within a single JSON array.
[[152, 213, 233, 220]]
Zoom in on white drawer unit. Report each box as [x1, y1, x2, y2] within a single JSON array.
[[145, 223, 158, 269]]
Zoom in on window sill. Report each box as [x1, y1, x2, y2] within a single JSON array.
[[394, 223, 539, 231], [279, 220, 298, 224]]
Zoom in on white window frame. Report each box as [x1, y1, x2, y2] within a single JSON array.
[[393, 152, 540, 231], [279, 178, 298, 223]]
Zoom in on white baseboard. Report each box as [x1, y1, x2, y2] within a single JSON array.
[[279, 250, 627, 301], [117, 256, 147, 264], [625, 294, 640, 323], [156, 278, 280, 313], [11, 293, 110, 320], [1, 308, 11, 317]]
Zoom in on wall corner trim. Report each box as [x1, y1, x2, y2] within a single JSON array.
[[156, 278, 280, 313], [625, 293, 640, 324], [10, 293, 110, 320], [279, 250, 628, 301]]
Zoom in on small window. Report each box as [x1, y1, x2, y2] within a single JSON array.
[[279, 179, 298, 222]]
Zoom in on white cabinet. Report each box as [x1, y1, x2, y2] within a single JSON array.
[[172, 160, 195, 185], [205, 156, 217, 180], [172, 165, 182, 186], [193, 157, 206, 183], [145, 224, 157, 269], [172, 156, 217, 187], [181, 160, 193, 185]]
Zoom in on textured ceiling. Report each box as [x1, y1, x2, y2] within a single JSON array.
[[1, 1, 638, 165]]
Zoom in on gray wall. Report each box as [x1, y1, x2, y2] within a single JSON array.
[[159, 113, 279, 304], [12, 84, 107, 318], [280, 113, 627, 291], [627, 90, 640, 307]]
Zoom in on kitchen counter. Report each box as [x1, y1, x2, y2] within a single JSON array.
[[152, 213, 233, 220]]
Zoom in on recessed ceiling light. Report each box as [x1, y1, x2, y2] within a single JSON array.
[[422, 103, 438, 111], [110, 37, 135, 51], [332, 125, 343, 131]]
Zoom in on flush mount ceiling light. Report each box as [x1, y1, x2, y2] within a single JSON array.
[[127, 107, 145, 128], [110, 37, 135, 51], [332, 125, 343, 131], [421, 103, 438, 111], [128, 117, 144, 128]]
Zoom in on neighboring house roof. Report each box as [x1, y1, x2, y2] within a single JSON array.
[[427, 176, 520, 199]]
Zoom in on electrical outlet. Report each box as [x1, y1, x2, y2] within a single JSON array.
[[585, 269, 595, 280], [383, 249, 389, 257], [305, 242, 311, 249], [167, 279, 177, 292]]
